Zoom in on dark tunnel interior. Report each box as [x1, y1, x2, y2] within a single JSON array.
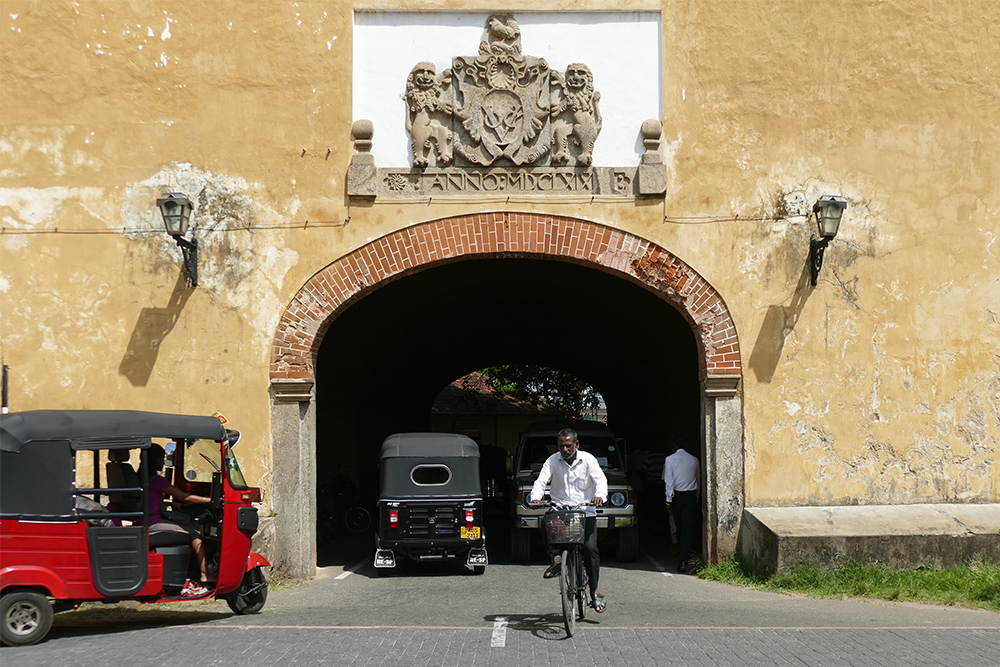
[[315, 256, 701, 509]]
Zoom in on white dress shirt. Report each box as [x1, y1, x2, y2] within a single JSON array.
[[530, 450, 608, 516], [663, 448, 699, 502]]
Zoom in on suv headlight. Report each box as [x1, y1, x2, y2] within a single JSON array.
[[609, 492, 626, 507]]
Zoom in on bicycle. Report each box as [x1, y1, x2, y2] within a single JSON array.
[[538, 502, 593, 637]]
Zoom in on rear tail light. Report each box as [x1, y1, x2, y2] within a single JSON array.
[[465, 509, 475, 527], [389, 510, 399, 528], [239, 488, 262, 503]]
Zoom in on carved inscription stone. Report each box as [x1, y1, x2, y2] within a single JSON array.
[[376, 166, 636, 196]]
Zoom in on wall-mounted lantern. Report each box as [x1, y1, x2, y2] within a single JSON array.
[[809, 195, 847, 286], [156, 192, 198, 287]]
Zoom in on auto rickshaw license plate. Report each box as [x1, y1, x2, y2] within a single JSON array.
[[461, 526, 481, 539]]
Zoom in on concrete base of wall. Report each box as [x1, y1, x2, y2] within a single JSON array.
[[739, 504, 1000, 575], [252, 514, 277, 566]]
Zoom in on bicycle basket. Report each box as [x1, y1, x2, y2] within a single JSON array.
[[542, 510, 585, 544]]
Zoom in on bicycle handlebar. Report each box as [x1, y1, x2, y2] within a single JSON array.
[[529, 500, 598, 510]]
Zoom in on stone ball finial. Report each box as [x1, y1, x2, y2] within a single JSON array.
[[352, 119, 374, 142], [640, 119, 663, 162], [350, 119, 376, 169], [640, 118, 662, 140]]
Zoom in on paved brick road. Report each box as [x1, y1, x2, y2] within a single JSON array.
[[4, 536, 998, 665], [4, 625, 999, 666]]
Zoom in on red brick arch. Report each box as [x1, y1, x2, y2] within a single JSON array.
[[271, 212, 741, 382]]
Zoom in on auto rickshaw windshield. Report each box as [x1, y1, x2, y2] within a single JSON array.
[[226, 443, 249, 489], [183, 439, 222, 483], [182, 439, 249, 489]]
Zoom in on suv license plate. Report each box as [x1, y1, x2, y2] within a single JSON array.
[[461, 527, 481, 539]]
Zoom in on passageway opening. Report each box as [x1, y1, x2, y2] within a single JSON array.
[[314, 257, 700, 547]]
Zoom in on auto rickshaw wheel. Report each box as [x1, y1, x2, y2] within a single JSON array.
[[225, 566, 268, 615], [1, 591, 54, 647], [473, 565, 486, 575]]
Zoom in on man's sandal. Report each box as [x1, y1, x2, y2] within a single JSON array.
[[543, 563, 561, 579], [592, 594, 607, 612]]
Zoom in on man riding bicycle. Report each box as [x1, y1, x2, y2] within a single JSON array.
[[529, 427, 608, 612]]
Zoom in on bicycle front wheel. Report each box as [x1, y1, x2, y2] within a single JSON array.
[[560, 548, 577, 636]]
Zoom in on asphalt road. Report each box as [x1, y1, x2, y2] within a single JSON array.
[[3, 530, 998, 666]]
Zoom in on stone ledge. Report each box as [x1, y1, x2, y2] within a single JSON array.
[[739, 504, 1000, 575], [349, 166, 653, 199], [271, 379, 315, 403]]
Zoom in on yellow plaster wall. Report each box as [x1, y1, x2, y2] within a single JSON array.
[[2, 1, 997, 509]]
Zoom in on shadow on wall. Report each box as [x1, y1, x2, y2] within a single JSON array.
[[118, 274, 193, 386], [748, 263, 813, 383]]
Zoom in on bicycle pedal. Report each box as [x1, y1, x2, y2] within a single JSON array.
[[553, 555, 562, 565]]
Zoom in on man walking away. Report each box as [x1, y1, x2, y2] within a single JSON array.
[[663, 439, 699, 573]]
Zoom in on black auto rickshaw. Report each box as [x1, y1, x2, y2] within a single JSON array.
[[0, 410, 269, 646], [374, 433, 488, 574]]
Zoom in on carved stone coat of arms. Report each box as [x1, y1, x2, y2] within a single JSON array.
[[402, 14, 602, 169]]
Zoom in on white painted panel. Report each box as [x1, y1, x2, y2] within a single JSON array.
[[353, 11, 662, 167]]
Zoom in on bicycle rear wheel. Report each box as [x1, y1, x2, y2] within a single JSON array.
[[576, 551, 587, 621], [560, 548, 577, 636]]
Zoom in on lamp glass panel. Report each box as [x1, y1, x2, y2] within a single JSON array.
[[819, 207, 842, 237], [159, 201, 190, 236]]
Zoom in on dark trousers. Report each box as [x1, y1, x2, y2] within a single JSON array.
[[672, 490, 698, 568], [582, 515, 600, 594]]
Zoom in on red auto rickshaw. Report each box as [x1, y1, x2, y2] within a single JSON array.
[[0, 410, 270, 646]]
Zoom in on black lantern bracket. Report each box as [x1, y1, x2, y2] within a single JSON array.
[[808, 195, 848, 287], [156, 192, 198, 288], [173, 235, 198, 287], [809, 236, 829, 286]]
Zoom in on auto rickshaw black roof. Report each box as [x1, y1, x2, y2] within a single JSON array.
[[1, 410, 228, 520], [1, 409, 228, 452], [379, 433, 481, 499]]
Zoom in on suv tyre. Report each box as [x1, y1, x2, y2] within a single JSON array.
[[511, 527, 532, 563], [616, 525, 639, 562]]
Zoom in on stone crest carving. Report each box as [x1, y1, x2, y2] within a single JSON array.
[[347, 14, 667, 200], [402, 14, 601, 169]]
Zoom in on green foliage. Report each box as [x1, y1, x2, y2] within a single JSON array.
[[479, 364, 601, 418], [698, 555, 1000, 612]]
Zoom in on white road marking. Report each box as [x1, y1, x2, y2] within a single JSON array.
[[212, 624, 1000, 631], [490, 616, 508, 647], [334, 556, 371, 580], [641, 549, 674, 577]]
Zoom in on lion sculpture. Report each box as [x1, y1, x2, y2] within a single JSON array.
[[403, 62, 453, 168], [550, 63, 602, 167]]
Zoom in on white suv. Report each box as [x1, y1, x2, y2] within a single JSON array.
[[508, 420, 638, 562]]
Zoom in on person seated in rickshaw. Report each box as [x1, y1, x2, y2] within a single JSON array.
[[149, 443, 213, 596]]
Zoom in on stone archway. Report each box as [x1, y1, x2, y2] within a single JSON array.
[[268, 212, 743, 576]]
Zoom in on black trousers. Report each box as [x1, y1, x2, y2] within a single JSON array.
[[582, 515, 599, 593], [672, 490, 698, 568]]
